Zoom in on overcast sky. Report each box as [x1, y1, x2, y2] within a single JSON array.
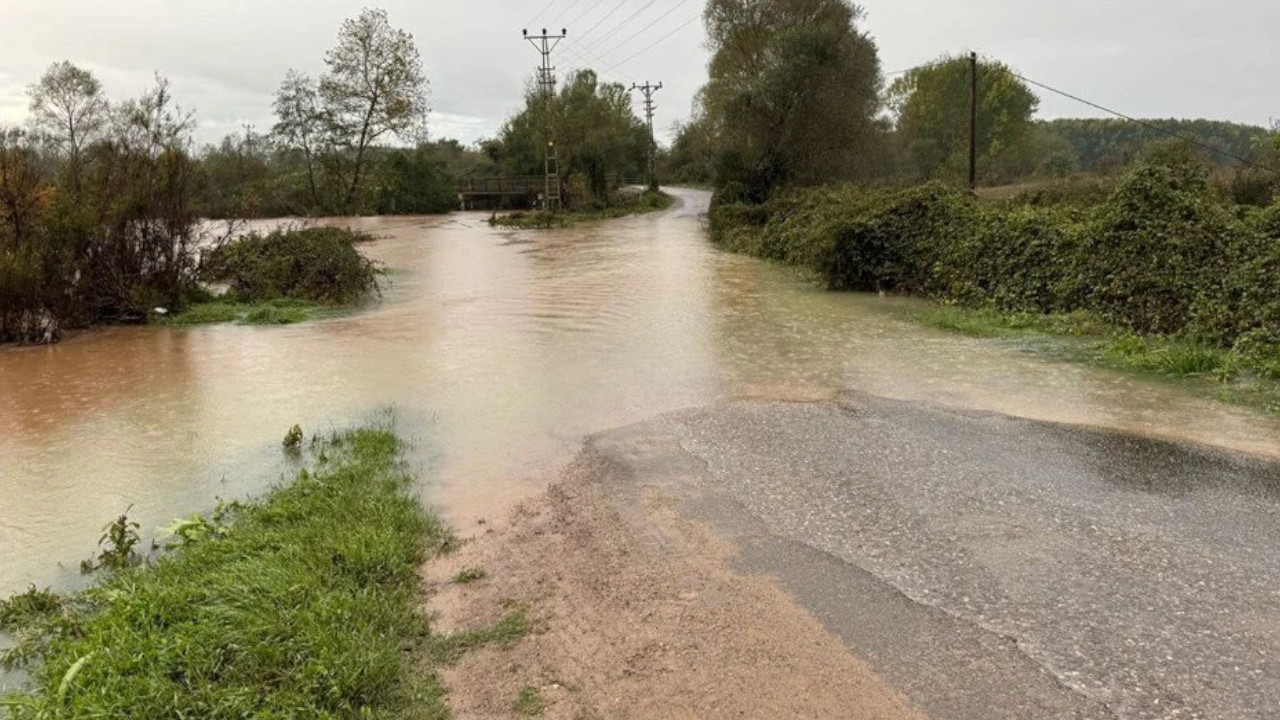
[[1, 0, 1276, 148]]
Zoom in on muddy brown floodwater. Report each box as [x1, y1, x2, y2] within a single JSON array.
[[3, 187, 1280, 597]]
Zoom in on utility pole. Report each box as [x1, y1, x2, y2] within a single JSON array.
[[631, 81, 663, 191], [968, 51, 978, 191], [523, 27, 567, 212]]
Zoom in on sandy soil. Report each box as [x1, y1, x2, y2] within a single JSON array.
[[419, 452, 928, 720]]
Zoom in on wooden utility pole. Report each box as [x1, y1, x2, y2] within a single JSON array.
[[523, 27, 567, 212], [630, 81, 663, 191], [968, 51, 978, 191]]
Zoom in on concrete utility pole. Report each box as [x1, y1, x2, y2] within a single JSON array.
[[630, 81, 663, 191], [523, 27, 567, 212], [968, 51, 979, 191]]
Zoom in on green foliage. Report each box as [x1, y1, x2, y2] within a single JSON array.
[[373, 146, 458, 214], [888, 54, 1040, 184], [165, 298, 318, 326], [1, 73, 200, 343], [700, 0, 885, 200], [512, 686, 547, 716], [488, 70, 649, 205], [422, 610, 530, 664], [283, 424, 304, 453], [452, 567, 487, 585], [201, 227, 380, 304], [0, 426, 454, 719], [1042, 118, 1272, 174], [80, 510, 143, 574]]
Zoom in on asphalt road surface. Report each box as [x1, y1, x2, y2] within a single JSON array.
[[585, 392, 1280, 719]]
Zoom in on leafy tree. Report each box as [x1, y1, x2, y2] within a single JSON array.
[[700, 0, 884, 201], [27, 61, 109, 190], [319, 8, 429, 212], [272, 71, 326, 210], [888, 54, 1039, 183]]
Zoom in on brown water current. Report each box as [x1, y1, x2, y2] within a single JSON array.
[[3, 187, 1280, 595]]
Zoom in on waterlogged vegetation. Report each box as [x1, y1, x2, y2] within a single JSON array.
[[0, 425, 529, 718], [914, 306, 1280, 413], [711, 147, 1280, 413], [490, 188, 674, 229]]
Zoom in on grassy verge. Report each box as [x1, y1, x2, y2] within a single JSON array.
[[491, 189, 674, 229], [915, 304, 1280, 414], [0, 425, 526, 718]]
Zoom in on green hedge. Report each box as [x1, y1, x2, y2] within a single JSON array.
[[710, 157, 1280, 365]]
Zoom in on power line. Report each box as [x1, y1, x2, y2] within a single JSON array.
[[581, 0, 694, 65], [600, 12, 701, 74], [570, 0, 662, 59], [571, 0, 631, 45], [547, 0, 587, 27], [1012, 71, 1279, 173], [525, 0, 561, 27]]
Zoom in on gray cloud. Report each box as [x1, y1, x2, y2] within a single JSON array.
[[0, 0, 1275, 148]]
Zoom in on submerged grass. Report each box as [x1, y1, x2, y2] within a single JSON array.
[[0, 424, 526, 719], [915, 303, 1280, 415], [165, 298, 321, 326]]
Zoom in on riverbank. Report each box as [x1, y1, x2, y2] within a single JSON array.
[[0, 424, 527, 717], [490, 188, 674, 229]]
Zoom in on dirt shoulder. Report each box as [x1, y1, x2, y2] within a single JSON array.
[[420, 447, 927, 720]]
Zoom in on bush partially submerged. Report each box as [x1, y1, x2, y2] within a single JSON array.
[[201, 227, 380, 304]]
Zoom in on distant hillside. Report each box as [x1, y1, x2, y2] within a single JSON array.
[[1042, 118, 1272, 171]]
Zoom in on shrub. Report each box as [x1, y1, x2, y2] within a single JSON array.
[[1076, 159, 1245, 335], [201, 227, 380, 304]]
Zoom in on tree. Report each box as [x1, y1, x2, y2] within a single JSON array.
[[319, 8, 428, 213], [700, 0, 884, 201], [273, 71, 325, 210], [27, 61, 109, 189], [888, 55, 1039, 182], [490, 70, 648, 205]]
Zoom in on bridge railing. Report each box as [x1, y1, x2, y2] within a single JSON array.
[[456, 176, 545, 196]]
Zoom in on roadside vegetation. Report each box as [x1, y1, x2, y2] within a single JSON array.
[[710, 147, 1280, 412], [0, 424, 529, 718]]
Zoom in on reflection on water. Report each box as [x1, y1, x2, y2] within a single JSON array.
[[3, 188, 1280, 594]]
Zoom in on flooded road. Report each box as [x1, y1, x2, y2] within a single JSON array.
[[4, 187, 1280, 597]]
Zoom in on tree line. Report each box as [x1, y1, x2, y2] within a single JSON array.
[[0, 8, 454, 342], [662, 0, 1279, 202]]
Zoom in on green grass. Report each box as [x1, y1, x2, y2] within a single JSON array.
[[0, 425, 526, 719], [915, 303, 1280, 415], [491, 189, 674, 229], [452, 566, 487, 585], [511, 685, 547, 716], [164, 298, 320, 326]]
